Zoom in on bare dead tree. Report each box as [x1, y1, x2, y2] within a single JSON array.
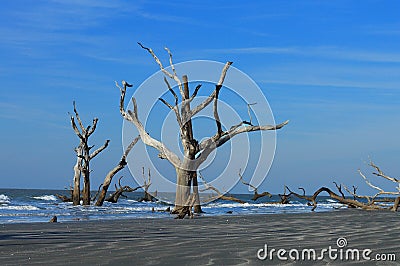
[[105, 176, 142, 203], [70, 101, 110, 205], [95, 135, 140, 206], [138, 167, 155, 202], [271, 185, 291, 204], [118, 43, 288, 214], [238, 169, 272, 201]]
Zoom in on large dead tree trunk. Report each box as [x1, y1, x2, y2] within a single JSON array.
[[118, 44, 288, 217], [69, 101, 109, 206]]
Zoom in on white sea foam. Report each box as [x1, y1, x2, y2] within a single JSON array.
[[0, 205, 40, 211], [0, 194, 10, 203], [326, 199, 338, 203], [32, 195, 57, 201], [204, 202, 307, 208]]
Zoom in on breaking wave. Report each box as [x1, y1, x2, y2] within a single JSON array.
[[0, 194, 10, 204], [0, 205, 40, 211], [32, 195, 58, 201]]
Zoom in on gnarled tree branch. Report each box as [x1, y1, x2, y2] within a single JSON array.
[[238, 169, 271, 201], [117, 81, 181, 167]]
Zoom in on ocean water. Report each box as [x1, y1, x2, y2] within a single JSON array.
[[0, 189, 343, 224]]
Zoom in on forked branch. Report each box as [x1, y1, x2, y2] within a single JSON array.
[[138, 42, 184, 96], [189, 61, 233, 119]]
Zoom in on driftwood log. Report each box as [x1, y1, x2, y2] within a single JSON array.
[[286, 161, 400, 211]]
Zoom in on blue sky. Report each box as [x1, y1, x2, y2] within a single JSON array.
[[0, 0, 399, 195]]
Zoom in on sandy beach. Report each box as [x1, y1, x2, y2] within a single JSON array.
[[0, 210, 399, 265]]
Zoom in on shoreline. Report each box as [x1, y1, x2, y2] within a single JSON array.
[[1, 209, 399, 265]]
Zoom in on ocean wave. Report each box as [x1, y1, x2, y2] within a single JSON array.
[[0, 194, 10, 203], [32, 195, 57, 201], [203, 202, 308, 208], [326, 199, 338, 203], [0, 205, 40, 211]]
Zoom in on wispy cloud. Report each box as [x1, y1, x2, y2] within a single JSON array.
[[363, 23, 400, 36], [204, 46, 298, 55], [257, 63, 400, 90], [203, 46, 400, 63]]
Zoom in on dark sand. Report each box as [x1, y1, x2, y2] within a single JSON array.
[[0, 210, 399, 265]]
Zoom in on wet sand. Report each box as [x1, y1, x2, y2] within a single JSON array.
[[0, 210, 399, 265]]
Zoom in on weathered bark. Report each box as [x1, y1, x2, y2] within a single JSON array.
[[174, 166, 192, 210], [192, 174, 203, 213], [72, 145, 83, 205], [82, 158, 91, 205], [392, 197, 400, 212], [175, 193, 196, 219]]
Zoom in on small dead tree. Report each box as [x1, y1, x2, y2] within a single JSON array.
[[70, 101, 109, 205], [105, 176, 142, 203], [138, 167, 155, 202], [95, 135, 140, 206], [118, 43, 288, 214], [277, 186, 291, 204]]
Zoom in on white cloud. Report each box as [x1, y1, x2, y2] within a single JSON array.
[[203, 46, 400, 63]]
